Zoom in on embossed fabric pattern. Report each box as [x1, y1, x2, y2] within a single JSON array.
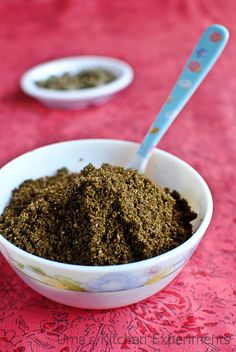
[[0, 0, 236, 351]]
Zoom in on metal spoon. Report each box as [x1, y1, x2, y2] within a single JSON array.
[[129, 24, 229, 172]]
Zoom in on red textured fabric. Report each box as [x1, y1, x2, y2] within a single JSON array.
[[0, 1, 236, 351]]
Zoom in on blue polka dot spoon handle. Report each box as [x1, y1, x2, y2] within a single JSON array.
[[130, 24, 229, 172]]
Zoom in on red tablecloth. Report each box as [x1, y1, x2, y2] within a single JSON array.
[[0, 1, 236, 351]]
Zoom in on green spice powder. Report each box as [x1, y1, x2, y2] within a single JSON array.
[[35, 69, 116, 91], [0, 164, 197, 266]]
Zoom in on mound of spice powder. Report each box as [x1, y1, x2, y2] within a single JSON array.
[[0, 164, 197, 265], [35, 69, 116, 90]]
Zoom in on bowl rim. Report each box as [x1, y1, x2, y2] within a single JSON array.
[[0, 139, 213, 272], [20, 56, 134, 101]]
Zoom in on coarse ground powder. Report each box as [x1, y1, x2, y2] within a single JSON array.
[[35, 69, 116, 90], [0, 164, 197, 265]]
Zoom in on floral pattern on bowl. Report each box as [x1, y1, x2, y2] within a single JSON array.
[[9, 257, 186, 293], [16, 263, 85, 291], [80, 272, 148, 292]]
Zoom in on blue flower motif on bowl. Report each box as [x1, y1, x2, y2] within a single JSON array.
[[81, 272, 148, 292]]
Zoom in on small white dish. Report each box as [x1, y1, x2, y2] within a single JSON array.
[[20, 56, 134, 109]]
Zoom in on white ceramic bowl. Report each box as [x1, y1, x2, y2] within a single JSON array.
[[20, 56, 134, 109], [0, 140, 213, 309]]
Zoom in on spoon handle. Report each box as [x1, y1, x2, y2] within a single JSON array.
[[130, 24, 229, 172]]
